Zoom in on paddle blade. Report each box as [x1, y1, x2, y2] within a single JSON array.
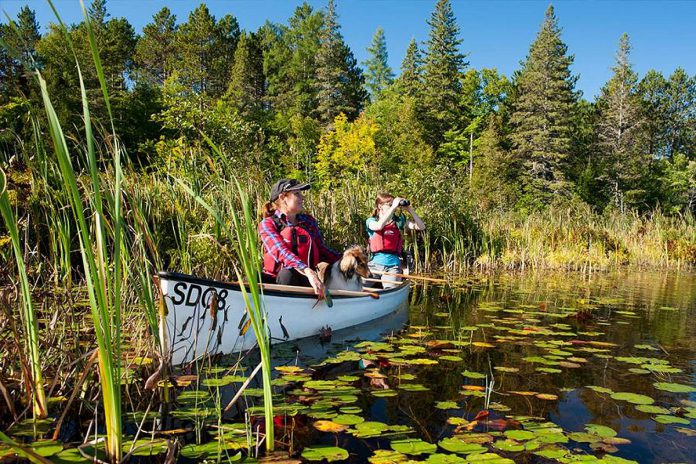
[[323, 288, 333, 308]]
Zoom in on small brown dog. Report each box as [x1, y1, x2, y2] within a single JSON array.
[[317, 246, 370, 291]]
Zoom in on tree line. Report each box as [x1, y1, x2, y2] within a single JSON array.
[[1, 0, 694, 214]]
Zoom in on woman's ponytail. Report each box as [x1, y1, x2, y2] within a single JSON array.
[[263, 199, 283, 218]]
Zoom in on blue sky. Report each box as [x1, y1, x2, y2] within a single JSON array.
[[3, 0, 695, 100]]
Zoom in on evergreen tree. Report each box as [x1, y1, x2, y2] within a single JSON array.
[[663, 68, 696, 159], [509, 5, 577, 208], [0, 6, 41, 99], [174, 4, 239, 96], [471, 114, 517, 210], [596, 33, 647, 209], [421, 0, 467, 147], [638, 70, 669, 157], [134, 7, 177, 86], [34, 1, 136, 145], [363, 27, 393, 100], [314, 0, 366, 126], [396, 38, 422, 97], [263, 4, 324, 116], [0, 7, 41, 153], [225, 31, 265, 117]]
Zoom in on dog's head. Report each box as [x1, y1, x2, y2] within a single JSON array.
[[339, 245, 370, 280]]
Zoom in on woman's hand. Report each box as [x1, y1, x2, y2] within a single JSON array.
[[304, 268, 325, 295]]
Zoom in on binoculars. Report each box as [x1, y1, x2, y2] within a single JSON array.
[[398, 199, 410, 207]]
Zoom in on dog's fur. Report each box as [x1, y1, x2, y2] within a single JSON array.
[[317, 246, 370, 292]]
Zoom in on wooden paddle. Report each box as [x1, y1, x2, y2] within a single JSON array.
[[237, 281, 380, 299], [370, 270, 448, 284]]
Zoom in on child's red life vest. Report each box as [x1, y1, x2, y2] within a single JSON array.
[[262, 217, 320, 276], [369, 221, 403, 255]]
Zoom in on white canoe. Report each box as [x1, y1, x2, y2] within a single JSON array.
[[157, 272, 411, 365]]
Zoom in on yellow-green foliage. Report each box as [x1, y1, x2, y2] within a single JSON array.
[[316, 113, 379, 185]]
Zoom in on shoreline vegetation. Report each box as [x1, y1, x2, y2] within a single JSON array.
[[0, 0, 694, 462], [1, 0, 693, 282]]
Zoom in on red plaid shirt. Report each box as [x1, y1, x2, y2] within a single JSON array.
[[259, 211, 341, 275]]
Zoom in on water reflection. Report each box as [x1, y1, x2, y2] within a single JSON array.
[[399, 271, 696, 463]]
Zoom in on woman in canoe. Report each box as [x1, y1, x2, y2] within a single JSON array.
[[367, 193, 426, 288], [259, 179, 341, 295]]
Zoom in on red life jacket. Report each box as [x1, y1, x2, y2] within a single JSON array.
[[369, 220, 403, 255], [262, 217, 320, 277]]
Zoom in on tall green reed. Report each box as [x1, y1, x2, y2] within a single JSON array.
[[175, 169, 275, 453], [0, 168, 47, 419], [30, 1, 126, 459]]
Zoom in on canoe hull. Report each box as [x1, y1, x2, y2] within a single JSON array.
[[157, 272, 410, 365]]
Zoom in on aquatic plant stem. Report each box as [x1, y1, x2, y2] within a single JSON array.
[[0, 169, 47, 419]]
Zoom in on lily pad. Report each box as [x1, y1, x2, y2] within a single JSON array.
[[30, 440, 63, 457], [494, 366, 519, 373], [653, 382, 696, 393], [584, 424, 617, 438], [652, 415, 690, 425], [391, 438, 437, 455], [438, 437, 487, 455], [586, 386, 613, 394], [52, 448, 91, 464], [610, 392, 654, 405], [504, 430, 536, 441], [534, 447, 568, 459], [567, 432, 603, 443], [352, 421, 390, 437], [461, 370, 487, 379], [426, 453, 467, 463], [435, 401, 459, 410], [302, 446, 349, 462], [333, 414, 364, 425], [635, 404, 670, 414], [369, 449, 408, 463], [465, 453, 514, 463], [313, 420, 348, 433], [492, 439, 524, 452]]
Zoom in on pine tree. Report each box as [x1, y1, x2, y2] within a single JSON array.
[[0, 6, 41, 98], [596, 33, 646, 209], [263, 3, 324, 116], [134, 7, 177, 86], [396, 38, 422, 97], [421, 0, 467, 146], [509, 5, 577, 207], [663, 68, 696, 159], [363, 27, 393, 100], [225, 31, 265, 117], [638, 70, 669, 157], [314, 0, 366, 126], [174, 4, 239, 96]]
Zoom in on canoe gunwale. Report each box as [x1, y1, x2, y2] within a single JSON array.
[[157, 271, 409, 299]]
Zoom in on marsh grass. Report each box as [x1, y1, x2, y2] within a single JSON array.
[[0, 168, 47, 419]]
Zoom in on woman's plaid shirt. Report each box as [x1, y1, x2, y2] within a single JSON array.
[[259, 211, 341, 275]]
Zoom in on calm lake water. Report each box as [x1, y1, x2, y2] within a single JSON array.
[[9, 270, 694, 463], [265, 271, 696, 463]]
